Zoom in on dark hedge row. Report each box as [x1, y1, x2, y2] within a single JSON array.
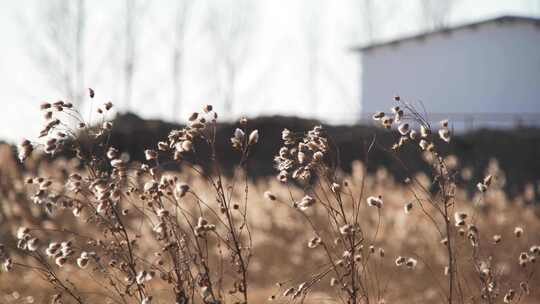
[[106, 113, 540, 200]]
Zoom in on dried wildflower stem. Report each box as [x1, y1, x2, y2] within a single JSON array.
[[7, 96, 539, 304], [112, 207, 146, 301], [217, 175, 250, 302], [284, 185, 352, 299], [34, 252, 85, 304], [354, 136, 376, 223], [91, 261, 129, 304], [442, 194, 456, 304]]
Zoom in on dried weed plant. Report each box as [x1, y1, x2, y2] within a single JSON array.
[[0, 92, 538, 304]]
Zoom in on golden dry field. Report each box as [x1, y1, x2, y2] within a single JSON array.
[[0, 100, 539, 304]]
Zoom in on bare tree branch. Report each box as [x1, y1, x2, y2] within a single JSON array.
[[205, 0, 257, 118], [26, 0, 86, 106], [171, 0, 195, 121], [123, 0, 135, 111], [303, 0, 326, 113], [420, 0, 456, 30]]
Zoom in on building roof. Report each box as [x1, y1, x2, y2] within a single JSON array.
[[351, 15, 540, 52]]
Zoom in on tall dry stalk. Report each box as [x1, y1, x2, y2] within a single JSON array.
[[1, 91, 538, 304]]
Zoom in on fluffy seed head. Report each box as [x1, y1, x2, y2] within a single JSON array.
[[483, 175, 493, 186], [157, 141, 169, 151], [145, 149, 157, 161], [372, 112, 385, 120], [519, 252, 529, 267], [398, 123, 410, 135], [405, 257, 418, 269], [438, 128, 451, 142], [404, 202, 413, 214], [18, 140, 33, 162], [16, 227, 30, 240], [141, 296, 152, 304], [77, 257, 89, 269], [366, 196, 383, 208], [313, 151, 324, 162], [504, 289, 515, 303], [188, 112, 198, 122], [157, 208, 169, 218], [3, 258, 13, 272], [339, 224, 356, 236], [264, 191, 276, 201], [520, 281, 530, 295], [27, 238, 39, 251], [477, 182, 487, 192], [307, 236, 322, 249], [514, 227, 524, 238], [395, 256, 406, 266], [297, 195, 316, 210], [331, 183, 341, 193], [248, 130, 259, 145], [381, 116, 394, 129], [40, 102, 51, 110], [55, 256, 67, 267], [394, 109, 404, 122], [110, 159, 125, 168], [175, 183, 189, 198], [283, 288, 295, 297], [420, 125, 430, 138], [181, 140, 193, 152], [454, 212, 467, 226]]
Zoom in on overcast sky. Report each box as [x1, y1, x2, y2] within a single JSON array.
[[0, 0, 539, 143]]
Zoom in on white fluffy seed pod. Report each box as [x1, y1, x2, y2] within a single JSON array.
[[366, 196, 383, 208], [248, 130, 259, 145]]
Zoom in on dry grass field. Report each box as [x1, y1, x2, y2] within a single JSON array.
[[0, 98, 539, 304]]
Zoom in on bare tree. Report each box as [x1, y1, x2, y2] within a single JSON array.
[[358, 0, 376, 44], [303, 0, 326, 113], [124, 0, 135, 112], [122, 0, 150, 112], [534, 0, 540, 14], [28, 0, 86, 106], [74, 0, 85, 106], [350, 0, 388, 45], [420, 0, 455, 30], [302, 0, 365, 120], [206, 0, 256, 118], [170, 0, 195, 121]]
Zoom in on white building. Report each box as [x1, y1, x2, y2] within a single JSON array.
[[353, 15, 540, 129]]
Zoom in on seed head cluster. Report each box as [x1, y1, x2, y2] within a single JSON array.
[[274, 125, 328, 182], [4, 94, 538, 304]]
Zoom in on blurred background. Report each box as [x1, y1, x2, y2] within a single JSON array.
[[1, 2, 540, 302], [1, 0, 540, 142]]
